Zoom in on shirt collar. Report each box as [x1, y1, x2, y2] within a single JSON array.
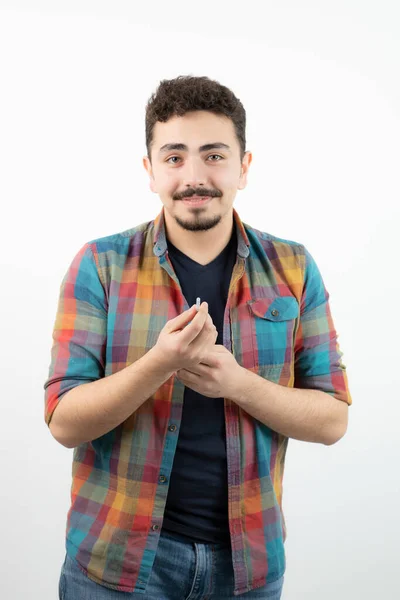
[[152, 206, 250, 259]]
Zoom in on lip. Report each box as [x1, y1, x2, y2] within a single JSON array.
[[182, 196, 212, 206]]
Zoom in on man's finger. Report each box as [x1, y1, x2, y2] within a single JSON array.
[[165, 305, 198, 333], [183, 359, 214, 374], [197, 354, 219, 368], [178, 303, 209, 345]]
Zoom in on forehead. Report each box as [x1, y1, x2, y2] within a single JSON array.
[[152, 111, 237, 149]]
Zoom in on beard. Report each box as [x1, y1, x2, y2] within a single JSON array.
[[174, 211, 222, 232]]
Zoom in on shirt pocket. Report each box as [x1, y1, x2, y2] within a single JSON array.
[[248, 295, 299, 370]]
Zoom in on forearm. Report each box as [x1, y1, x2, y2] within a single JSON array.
[[233, 368, 348, 445], [48, 347, 174, 449]]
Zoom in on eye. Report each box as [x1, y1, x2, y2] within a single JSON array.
[[207, 154, 223, 161], [166, 156, 181, 164]]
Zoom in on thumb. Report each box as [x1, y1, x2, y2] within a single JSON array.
[[165, 304, 198, 333]]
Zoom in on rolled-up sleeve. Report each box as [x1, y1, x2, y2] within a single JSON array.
[[294, 246, 352, 405], [44, 243, 108, 426]]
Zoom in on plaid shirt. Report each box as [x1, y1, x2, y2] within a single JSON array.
[[44, 208, 352, 595]]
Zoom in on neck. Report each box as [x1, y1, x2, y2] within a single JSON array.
[[163, 209, 234, 266]]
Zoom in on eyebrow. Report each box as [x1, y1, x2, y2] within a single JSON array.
[[158, 142, 231, 155]]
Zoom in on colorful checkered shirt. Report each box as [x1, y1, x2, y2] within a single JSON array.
[[44, 207, 352, 595]]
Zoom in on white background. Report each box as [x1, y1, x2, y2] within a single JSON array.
[[1, 1, 399, 598]]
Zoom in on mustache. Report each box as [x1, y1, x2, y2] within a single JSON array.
[[173, 188, 222, 200]]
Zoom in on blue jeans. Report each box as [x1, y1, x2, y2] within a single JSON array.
[[59, 530, 284, 599]]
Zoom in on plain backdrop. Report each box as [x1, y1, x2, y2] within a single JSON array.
[[1, 1, 399, 599]]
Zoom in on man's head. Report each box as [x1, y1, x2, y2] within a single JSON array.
[[143, 76, 252, 233]]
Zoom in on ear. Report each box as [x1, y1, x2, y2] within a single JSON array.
[[143, 156, 157, 193], [238, 151, 253, 190]]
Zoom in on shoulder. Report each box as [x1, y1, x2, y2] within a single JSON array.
[[243, 221, 307, 263], [86, 219, 154, 253], [74, 220, 154, 291]]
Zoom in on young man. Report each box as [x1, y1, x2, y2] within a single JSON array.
[[45, 76, 352, 600]]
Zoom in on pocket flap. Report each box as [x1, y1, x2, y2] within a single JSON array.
[[248, 295, 299, 321]]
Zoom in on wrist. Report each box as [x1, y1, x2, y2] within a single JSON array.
[[146, 346, 177, 378], [229, 365, 254, 405]]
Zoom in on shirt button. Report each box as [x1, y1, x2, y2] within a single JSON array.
[[159, 475, 167, 484], [271, 309, 279, 317], [168, 424, 177, 432], [152, 524, 160, 531]]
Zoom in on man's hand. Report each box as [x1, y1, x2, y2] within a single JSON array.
[[175, 344, 243, 399], [152, 301, 218, 372]]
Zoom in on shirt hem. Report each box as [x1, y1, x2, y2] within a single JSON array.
[[65, 544, 140, 593]]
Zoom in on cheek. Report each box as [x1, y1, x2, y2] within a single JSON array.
[[154, 173, 180, 198], [213, 169, 239, 193]]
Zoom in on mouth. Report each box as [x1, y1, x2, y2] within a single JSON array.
[[181, 196, 212, 207]]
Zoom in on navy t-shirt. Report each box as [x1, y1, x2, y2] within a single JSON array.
[[161, 227, 237, 545]]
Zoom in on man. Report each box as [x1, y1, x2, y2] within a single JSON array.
[[45, 75, 352, 600]]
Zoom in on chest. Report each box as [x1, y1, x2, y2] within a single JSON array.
[[104, 257, 300, 384]]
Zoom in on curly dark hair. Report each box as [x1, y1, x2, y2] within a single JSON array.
[[145, 75, 246, 162]]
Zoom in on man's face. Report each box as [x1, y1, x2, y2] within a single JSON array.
[[143, 111, 251, 232]]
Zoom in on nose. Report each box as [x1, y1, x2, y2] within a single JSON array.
[[182, 157, 207, 188]]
